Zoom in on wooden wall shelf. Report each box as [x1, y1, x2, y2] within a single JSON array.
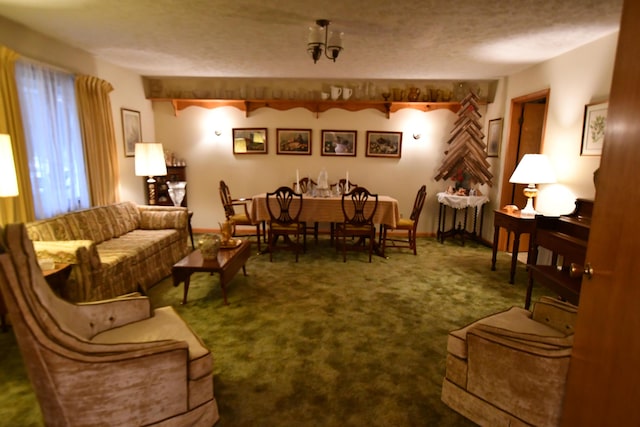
[[151, 98, 462, 119]]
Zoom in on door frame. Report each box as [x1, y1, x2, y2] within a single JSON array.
[[496, 88, 550, 252]]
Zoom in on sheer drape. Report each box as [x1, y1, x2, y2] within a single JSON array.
[[15, 60, 90, 219], [0, 46, 34, 223], [75, 75, 119, 205]]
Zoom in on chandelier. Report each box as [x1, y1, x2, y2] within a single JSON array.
[[307, 19, 344, 63]]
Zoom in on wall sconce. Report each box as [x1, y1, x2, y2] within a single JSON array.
[[0, 134, 19, 198], [412, 133, 422, 140], [308, 19, 344, 63], [135, 142, 167, 205], [509, 154, 557, 216]]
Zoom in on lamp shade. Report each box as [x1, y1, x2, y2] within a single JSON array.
[[0, 134, 19, 197], [509, 154, 557, 185], [135, 142, 167, 177]]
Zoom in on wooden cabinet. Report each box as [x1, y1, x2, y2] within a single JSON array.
[[525, 199, 593, 309], [150, 166, 187, 207]]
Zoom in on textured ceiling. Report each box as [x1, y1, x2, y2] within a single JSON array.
[[0, 0, 624, 80]]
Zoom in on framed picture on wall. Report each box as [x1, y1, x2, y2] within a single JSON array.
[[276, 128, 312, 155], [581, 101, 608, 156], [365, 131, 402, 158], [121, 108, 142, 157], [321, 130, 357, 156], [487, 118, 503, 157], [232, 128, 268, 154]]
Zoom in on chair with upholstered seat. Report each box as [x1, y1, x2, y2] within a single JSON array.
[[0, 223, 219, 426], [334, 187, 378, 262], [380, 184, 427, 256], [441, 296, 577, 426], [219, 180, 264, 251], [266, 186, 306, 262]]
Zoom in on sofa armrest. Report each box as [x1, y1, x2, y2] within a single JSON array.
[[138, 205, 188, 230], [469, 323, 573, 355], [32, 240, 101, 269], [76, 295, 153, 337]]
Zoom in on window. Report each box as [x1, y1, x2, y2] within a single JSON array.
[[15, 60, 90, 219]]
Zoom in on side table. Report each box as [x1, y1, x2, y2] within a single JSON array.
[[491, 209, 536, 284], [437, 192, 489, 245]]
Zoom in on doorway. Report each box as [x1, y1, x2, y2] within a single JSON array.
[[497, 89, 550, 252]]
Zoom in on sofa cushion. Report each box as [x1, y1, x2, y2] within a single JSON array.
[[26, 217, 75, 241]]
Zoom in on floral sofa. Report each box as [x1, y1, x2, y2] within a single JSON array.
[[26, 201, 190, 302]]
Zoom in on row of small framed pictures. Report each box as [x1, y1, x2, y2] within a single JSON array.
[[232, 128, 403, 158]]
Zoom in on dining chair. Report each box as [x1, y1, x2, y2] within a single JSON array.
[[330, 178, 358, 195], [334, 187, 378, 262], [266, 186, 306, 262], [219, 180, 264, 251], [380, 184, 427, 256], [293, 177, 320, 243]]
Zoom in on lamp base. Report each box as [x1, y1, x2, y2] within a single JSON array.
[[520, 197, 537, 216]]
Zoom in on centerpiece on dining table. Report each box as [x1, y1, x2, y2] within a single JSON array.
[[314, 168, 332, 198]]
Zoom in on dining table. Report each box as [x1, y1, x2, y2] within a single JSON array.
[[249, 192, 400, 228], [249, 192, 400, 255]]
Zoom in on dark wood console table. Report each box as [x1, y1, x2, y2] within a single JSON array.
[[491, 209, 537, 284], [525, 199, 592, 309], [437, 193, 488, 245]]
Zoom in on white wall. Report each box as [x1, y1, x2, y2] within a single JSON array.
[[498, 32, 618, 216], [153, 100, 476, 233]]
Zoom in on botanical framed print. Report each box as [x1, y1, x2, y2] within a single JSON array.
[[276, 128, 312, 155], [321, 130, 357, 156], [233, 128, 268, 154], [581, 101, 608, 156], [487, 118, 503, 157], [121, 108, 142, 157], [365, 131, 402, 158]]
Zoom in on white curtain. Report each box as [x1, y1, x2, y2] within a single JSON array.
[[15, 60, 89, 219]]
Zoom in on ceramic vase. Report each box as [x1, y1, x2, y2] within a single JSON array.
[[198, 234, 221, 260]]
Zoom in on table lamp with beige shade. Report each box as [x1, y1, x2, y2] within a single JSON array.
[[134, 142, 167, 205], [509, 153, 557, 216], [0, 134, 19, 200]]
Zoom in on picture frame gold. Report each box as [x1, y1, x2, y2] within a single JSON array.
[[581, 101, 608, 156], [232, 128, 268, 154], [365, 131, 402, 158], [487, 118, 503, 158], [276, 128, 312, 155], [121, 108, 142, 157]]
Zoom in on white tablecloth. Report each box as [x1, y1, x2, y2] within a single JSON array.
[[437, 192, 489, 209]]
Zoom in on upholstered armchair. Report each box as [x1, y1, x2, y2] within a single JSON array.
[[0, 223, 219, 426], [441, 296, 577, 426]]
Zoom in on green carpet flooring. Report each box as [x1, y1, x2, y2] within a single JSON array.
[[0, 236, 544, 426]]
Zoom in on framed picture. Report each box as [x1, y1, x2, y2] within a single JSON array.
[[232, 128, 268, 154], [581, 101, 608, 156], [276, 128, 312, 155], [121, 108, 142, 157], [487, 118, 503, 157], [365, 131, 402, 158], [321, 130, 357, 156]]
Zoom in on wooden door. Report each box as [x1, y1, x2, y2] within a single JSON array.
[[497, 91, 549, 252], [562, 1, 640, 424]]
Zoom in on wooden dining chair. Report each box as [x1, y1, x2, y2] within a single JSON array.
[[219, 180, 264, 251], [292, 177, 320, 243], [266, 186, 306, 262], [330, 178, 358, 195], [334, 187, 378, 262], [380, 184, 427, 256]]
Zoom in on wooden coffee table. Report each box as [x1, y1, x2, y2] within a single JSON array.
[[172, 240, 251, 305]]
